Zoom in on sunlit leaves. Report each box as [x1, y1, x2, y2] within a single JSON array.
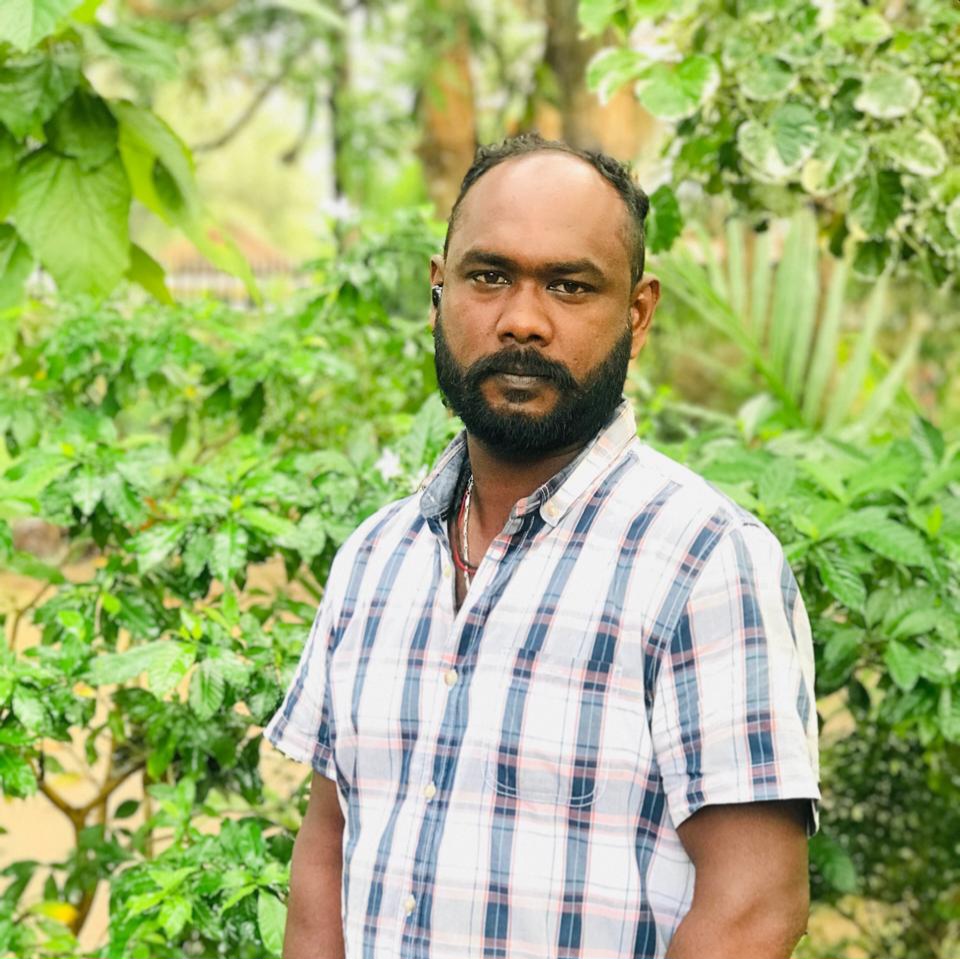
[[586, 48, 648, 104], [645, 184, 683, 254], [850, 170, 903, 237], [45, 90, 118, 172], [635, 55, 719, 121], [257, 890, 287, 956], [737, 103, 819, 182], [740, 57, 794, 101], [0, 0, 84, 52], [13, 149, 130, 296], [878, 127, 948, 178], [0, 226, 33, 311], [578, 0, 960, 284], [0, 51, 80, 139], [801, 133, 868, 197], [854, 73, 922, 119]]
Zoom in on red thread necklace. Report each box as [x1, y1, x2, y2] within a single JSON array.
[[452, 475, 477, 587]]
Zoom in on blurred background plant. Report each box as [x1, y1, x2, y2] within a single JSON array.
[[1, 0, 959, 956]]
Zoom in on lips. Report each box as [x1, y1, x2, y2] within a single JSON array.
[[494, 372, 550, 389]]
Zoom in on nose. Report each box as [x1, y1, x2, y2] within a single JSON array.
[[494, 282, 553, 345]]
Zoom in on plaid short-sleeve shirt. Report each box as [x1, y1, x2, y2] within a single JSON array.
[[266, 401, 820, 959]]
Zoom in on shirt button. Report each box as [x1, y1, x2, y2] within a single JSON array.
[[545, 502, 559, 518], [404, 895, 417, 915], [444, 668, 459, 687], [442, 563, 451, 579], [423, 782, 437, 800]]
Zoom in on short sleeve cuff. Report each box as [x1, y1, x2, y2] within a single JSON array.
[[264, 714, 338, 782], [665, 767, 821, 838]]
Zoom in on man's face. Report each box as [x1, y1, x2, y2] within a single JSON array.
[[430, 152, 658, 460]]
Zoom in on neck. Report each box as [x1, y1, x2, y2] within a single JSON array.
[[464, 435, 587, 540]]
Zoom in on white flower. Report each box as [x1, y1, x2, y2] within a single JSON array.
[[375, 448, 403, 481]]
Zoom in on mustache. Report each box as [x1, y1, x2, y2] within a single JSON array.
[[464, 348, 578, 392]]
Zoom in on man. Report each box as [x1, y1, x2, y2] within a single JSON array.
[[266, 134, 820, 959]]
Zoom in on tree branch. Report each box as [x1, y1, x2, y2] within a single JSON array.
[[38, 780, 85, 830], [192, 38, 313, 154], [124, 0, 237, 23], [9, 581, 53, 651]]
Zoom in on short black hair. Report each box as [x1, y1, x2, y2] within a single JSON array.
[[442, 133, 650, 286]]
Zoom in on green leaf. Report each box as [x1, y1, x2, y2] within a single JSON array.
[[586, 48, 648, 103], [737, 103, 819, 182], [851, 239, 891, 280], [144, 641, 195, 696], [645, 184, 682, 254], [0, 751, 38, 797], [0, 225, 34, 311], [158, 896, 192, 939], [578, 0, 623, 35], [740, 57, 793, 101], [0, 127, 19, 218], [856, 519, 934, 570], [211, 520, 249, 583], [757, 457, 796, 507], [855, 74, 922, 119], [801, 132, 867, 197], [45, 89, 118, 171], [884, 640, 920, 692], [809, 833, 858, 894], [257, 890, 287, 956], [270, 0, 346, 30], [69, 466, 105, 515], [188, 659, 225, 721], [890, 608, 943, 641], [939, 687, 960, 743], [815, 549, 866, 612], [84, 22, 179, 83], [277, 510, 327, 562], [126, 243, 172, 303], [239, 382, 266, 433], [0, 0, 84, 51], [114, 799, 139, 818], [13, 149, 130, 297], [113, 101, 200, 222], [947, 197, 960, 241], [0, 50, 80, 139], [878, 127, 947, 178], [850, 170, 903, 238], [849, 11, 892, 45], [182, 530, 212, 579], [128, 522, 186, 572], [635, 55, 719, 121], [12, 686, 46, 730], [241, 506, 297, 540]]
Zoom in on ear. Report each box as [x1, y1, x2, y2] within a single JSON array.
[[628, 275, 660, 359], [429, 254, 445, 330]]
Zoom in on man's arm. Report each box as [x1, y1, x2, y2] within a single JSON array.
[[283, 773, 346, 959], [666, 800, 810, 959]]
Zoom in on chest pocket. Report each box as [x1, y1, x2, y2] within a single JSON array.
[[482, 654, 628, 810]]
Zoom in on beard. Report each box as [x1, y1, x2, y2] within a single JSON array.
[[433, 311, 632, 460]]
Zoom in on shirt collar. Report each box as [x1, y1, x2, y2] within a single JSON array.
[[417, 400, 637, 527]]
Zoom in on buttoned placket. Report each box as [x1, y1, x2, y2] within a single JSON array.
[[396, 510, 533, 944]]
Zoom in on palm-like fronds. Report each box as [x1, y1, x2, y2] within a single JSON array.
[[656, 212, 920, 434]]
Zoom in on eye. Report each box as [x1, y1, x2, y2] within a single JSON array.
[[549, 279, 591, 295], [471, 271, 509, 286]]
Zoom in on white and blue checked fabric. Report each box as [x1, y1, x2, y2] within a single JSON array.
[[266, 400, 820, 959]]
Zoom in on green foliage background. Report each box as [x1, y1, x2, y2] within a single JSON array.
[[1, 1, 959, 958]]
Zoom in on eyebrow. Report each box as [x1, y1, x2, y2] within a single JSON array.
[[458, 248, 607, 283]]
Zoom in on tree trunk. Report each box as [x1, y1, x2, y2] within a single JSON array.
[[416, 8, 478, 219], [538, 0, 655, 160]]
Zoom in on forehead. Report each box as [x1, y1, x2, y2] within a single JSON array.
[[448, 153, 632, 277]]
